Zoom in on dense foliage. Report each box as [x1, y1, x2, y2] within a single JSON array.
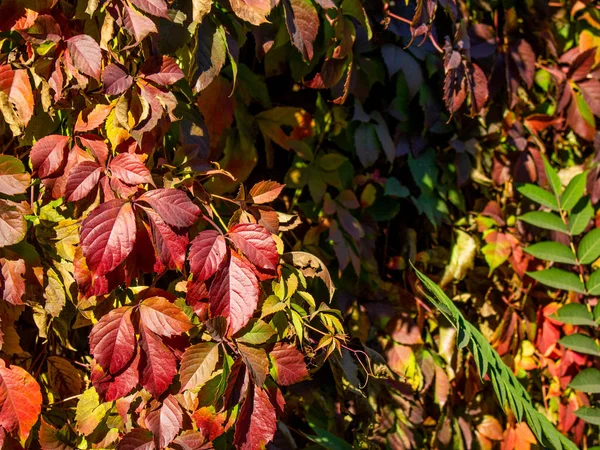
[[1, 0, 600, 448]]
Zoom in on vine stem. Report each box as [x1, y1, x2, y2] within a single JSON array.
[[209, 203, 229, 232], [387, 12, 445, 54]]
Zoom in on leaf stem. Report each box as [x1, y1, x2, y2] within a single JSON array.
[[209, 203, 229, 232]]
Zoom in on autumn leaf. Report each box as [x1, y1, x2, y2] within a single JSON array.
[[140, 56, 184, 86], [137, 189, 200, 228], [178, 342, 219, 392], [238, 343, 269, 387], [248, 181, 285, 204], [30, 135, 70, 179], [89, 307, 137, 374], [0, 156, 30, 195], [0, 200, 27, 248], [142, 207, 189, 271], [233, 385, 277, 450], [0, 65, 34, 130], [109, 153, 153, 186], [139, 323, 177, 397], [146, 394, 183, 448], [65, 161, 103, 202], [269, 342, 310, 386], [228, 223, 279, 273], [117, 428, 154, 450], [103, 63, 133, 96], [66, 35, 102, 80], [283, 0, 319, 61], [188, 230, 227, 282], [229, 0, 273, 25], [122, 3, 158, 43], [139, 296, 193, 338], [0, 257, 25, 305]]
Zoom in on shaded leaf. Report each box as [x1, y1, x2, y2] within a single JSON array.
[[179, 342, 219, 392], [577, 227, 600, 264], [559, 334, 600, 356], [0, 156, 30, 195], [519, 211, 567, 233], [569, 368, 600, 393], [270, 342, 309, 386], [523, 241, 576, 264], [283, 0, 319, 61]]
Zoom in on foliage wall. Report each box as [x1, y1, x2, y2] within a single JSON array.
[[1, 0, 600, 448]]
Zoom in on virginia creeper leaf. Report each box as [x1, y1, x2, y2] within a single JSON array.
[[139, 324, 177, 397], [0, 156, 30, 195], [146, 395, 183, 448], [269, 342, 309, 386], [228, 223, 279, 272], [65, 161, 102, 202], [89, 307, 136, 374], [31, 135, 70, 179], [137, 189, 200, 228], [233, 385, 277, 450], [66, 35, 102, 80], [188, 230, 227, 282], [179, 342, 219, 392], [139, 296, 193, 338], [109, 153, 153, 186]]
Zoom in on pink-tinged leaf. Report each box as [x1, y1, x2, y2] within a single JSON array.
[[0, 360, 42, 443], [146, 395, 182, 448], [0, 199, 27, 248], [269, 342, 309, 386], [0, 65, 33, 127], [579, 79, 600, 118], [109, 153, 152, 186], [510, 39, 535, 89], [228, 223, 279, 272], [0, 155, 29, 196], [75, 104, 114, 132], [469, 63, 488, 114], [122, 4, 157, 43], [188, 230, 227, 282], [140, 56, 184, 86], [229, 0, 272, 25], [248, 181, 285, 204], [137, 189, 200, 228], [80, 199, 137, 276], [139, 296, 193, 338], [117, 429, 154, 450], [92, 350, 140, 402], [209, 253, 259, 335], [0, 257, 25, 305], [173, 430, 212, 449], [283, 0, 319, 61], [139, 324, 176, 398], [89, 307, 136, 374], [237, 343, 269, 387], [30, 135, 70, 179], [179, 342, 219, 392], [78, 135, 109, 166], [130, 0, 169, 18], [66, 35, 102, 80], [233, 385, 277, 450], [142, 207, 188, 270], [102, 64, 133, 96], [65, 161, 103, 201], [568, 48, 596, 82]]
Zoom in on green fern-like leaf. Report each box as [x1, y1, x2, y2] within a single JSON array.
[[413, 266, 578, 450]]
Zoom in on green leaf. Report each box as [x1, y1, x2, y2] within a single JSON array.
[[305, 424, 354, 450], [235, 319, 276, 345], [559, 334, 600, 356], [587, 270, 600, 296], [519, 211, 567, 233], [550, 303, 597, 327], [574, 407, 600, 425], [543, 157, 562, 198], [578, 227, 600, 264], [561, 172, 587, 211], [569, 198, 593, 235], [574, 88, 595, 128], [569, 368, 600, 393], [516, 184, 558, 210], [523, 241, 576, 264], [527, 268, 585, 293]]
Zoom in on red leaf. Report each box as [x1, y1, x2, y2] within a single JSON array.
[[510, 39, 535, 89], [92, 349, 140, 402], [283, 0, 319, 61], [78, 134, 109, 166], [130, 0, 169, 18], [65, 161, 103, 201], [188, 230, 227, 282], [139, 296, 193, 338], [228, 223, 279, 272], [179, 342, 219, 392], [191, 408, 226, 442], [122, 4, 157, 43], [30, 135, 70, 179], [66, 35, 102, 80], [117, 429, 154, 450], [248, 181, 285, 204], [146, 395, 182, 448], [238, 343, 269, 387], [140, 56, 184, 86], [89, 307, 137, 374], [209, 253, 259, 335], [137, 189, 200, 228], [139, 324, 177, 397], [269, 342, 309, 386], [74, 104, 114, 132], [109, 153, 152, 186], [0, 360, 42, 442], [469, 63, 488, 114], [0, 257, 25, 305], [0, 65, 33, 128], [142, 207, 188, 270], [80, 199, 137, 276], [102, 64, 133, 96], [233, 385, 277, 450]]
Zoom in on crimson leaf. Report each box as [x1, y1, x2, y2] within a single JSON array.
[[89, 306, 137, 374], [137, 189, 200, 228], [188, 230, 227, 282], [228, 223, 279, 272], [30, 135, 69, 179]]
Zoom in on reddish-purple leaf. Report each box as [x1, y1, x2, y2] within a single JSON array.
[[0, 257, 25, 305], [30, 135, 70, 179], [188, 230, 227, 282], [0, 155, 30, 195], [137, 189, 200, 228], [109, 153, 152, 186], [237, 343, 269, 387], [139, 324, 177, 398], [117, 429, 155, 450], [269, 342, 309, 385], [130, 0, 169, 18], [122, 4, 157, 43], [139, 296, 193, 338], [65, 161, 103, 201], [568, 48, 596, 82], [143, 207, 188, 270], [580, 79, 600, 118], [66, 35, 102, 80], [248, 180, 285, 204], [228, 223, 279, 272], [469, 63, 488, 114], [89, 307, 136, 374], [178, 342, 219, 392], [283, 0, 319, 61], [140, 56, 184, 86], [80, 199, 137, 276], [146, 395, 182, 448], [233, 385, 277, 450], [102, 63, 133, 95], [92, 349, 140, 402], [510, 39, 535, 89], [209, 253, 259, 335]]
